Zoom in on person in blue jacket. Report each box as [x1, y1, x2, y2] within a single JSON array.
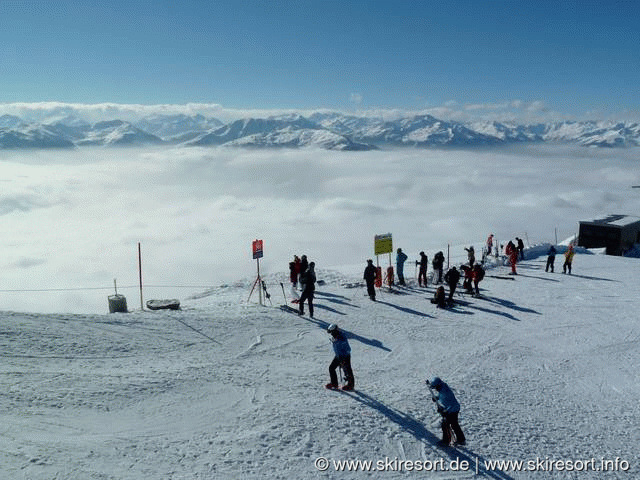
[[426, 376, 466, 446], [326, 324, 354, 391], [396, 248, 408, 286]]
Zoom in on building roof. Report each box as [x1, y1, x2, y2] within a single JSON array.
[[580, 214, 640, 228]]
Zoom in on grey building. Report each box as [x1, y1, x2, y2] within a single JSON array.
[[578, 214, 640, 255]]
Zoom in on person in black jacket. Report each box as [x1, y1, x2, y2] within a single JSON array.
[[298, 262, 316, 317], [545, 245, 556, 272], [432, 251, 445, 284], [363, 259, 377, 301], [417, 251, 428, 287], [444, 266, 460, 302]]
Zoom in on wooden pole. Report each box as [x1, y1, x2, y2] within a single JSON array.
[[138, 242, 144, 310]]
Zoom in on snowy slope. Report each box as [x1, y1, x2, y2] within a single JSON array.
[[1, 249, 638, 479]]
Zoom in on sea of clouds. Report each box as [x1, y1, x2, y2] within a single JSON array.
[[1, 144, 638, 314]]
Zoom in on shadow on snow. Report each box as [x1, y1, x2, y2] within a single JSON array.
[[342, 390, 515, 480]]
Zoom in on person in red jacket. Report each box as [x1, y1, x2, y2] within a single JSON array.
[[505, 241, 518, 275]]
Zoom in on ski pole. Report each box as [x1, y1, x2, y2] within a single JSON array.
[[280, 282, 288, 304]]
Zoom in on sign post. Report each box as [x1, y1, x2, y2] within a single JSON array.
[[374, 233, 394, 288], [248, 239, 265, 305]]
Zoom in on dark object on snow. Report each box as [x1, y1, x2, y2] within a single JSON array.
[[578, 214, 640, 256], [146, 299, 181, 310], [108, 294, 128, 313]]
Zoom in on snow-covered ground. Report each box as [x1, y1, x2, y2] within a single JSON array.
[[0, 247, 638, 479]]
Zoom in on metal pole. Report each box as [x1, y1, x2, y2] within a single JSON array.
[[257, 258, 262, 305], [138, 242, 144, 310]]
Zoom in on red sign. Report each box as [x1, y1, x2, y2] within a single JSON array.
[[252, 239, 263, 259]]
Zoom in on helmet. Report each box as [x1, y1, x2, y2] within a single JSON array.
[[429, 376, 443, 388], [327, 324, 338, 334]]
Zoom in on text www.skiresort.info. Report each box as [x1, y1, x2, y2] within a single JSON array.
[[314, 456, 631, 474]]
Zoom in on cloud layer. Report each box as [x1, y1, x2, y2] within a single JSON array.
[[0, 145, 639, 314]]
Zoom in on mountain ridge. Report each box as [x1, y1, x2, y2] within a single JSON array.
[[1, 112, 639, 150]]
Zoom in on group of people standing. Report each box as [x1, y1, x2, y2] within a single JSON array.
[[545, 243, 575, 274]]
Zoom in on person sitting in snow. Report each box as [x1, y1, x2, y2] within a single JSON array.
[[426, 376, 466, 446], [431, 286, 447, 308], [326, 324, 354, 391]]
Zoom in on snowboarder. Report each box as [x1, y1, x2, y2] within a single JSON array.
[[563, 244, 575, 274], [472, 263, 485, 296], [505, 241, 518, 275], [464, 246, 475, 267], [516, 237, 525, 260], [431, 286, 447, 308], [326, 324, 354, 391], [545, 245, 556, 272], [426, 376, 465, 446], [298, 262, 316, 317], [417, 251, 429, 287], [444, 266, 460, 302], [363, 259, 377, 301], [396, 248, 408, 286], [432, 251, 445, 284]]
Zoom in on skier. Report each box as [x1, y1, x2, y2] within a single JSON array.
[[396, 248, 408, 286], [289, 255, 301, 289], [444, 266, 460, 302], [298, 262, 316, 317], [460, 265, 473, 293], [417, 251, 429, 287], [516, 237, 525, 260], [299, 255, 309, 289], [326, 324, 354, 391], [426, 377, 465, 446], [464, 246, 475, 267], [471, 263, 485, 296], [545, 245, 556, 273], [563, 244, 575, 274], [505, 241, 518, 275], [432, 251, 445, 284], [363, 259, 377, 301], [430, 286, 447, 308], [486, 234, 494, 257]]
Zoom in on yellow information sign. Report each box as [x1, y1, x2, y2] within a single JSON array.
[[374, 233, 393, 256]]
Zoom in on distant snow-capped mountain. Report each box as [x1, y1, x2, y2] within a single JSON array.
[[135, 114, 223, 141], [0, 111, 639, 150], [184, 115, 375, 150], [0, 124, 75, 149]]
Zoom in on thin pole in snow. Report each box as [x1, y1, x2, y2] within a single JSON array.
[[138, 242, 144, 310]]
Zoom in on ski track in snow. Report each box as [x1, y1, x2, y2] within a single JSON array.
[[0, 250, 638, 478]]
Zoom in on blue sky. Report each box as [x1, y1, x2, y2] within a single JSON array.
[[1, 0, 638, 120]]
